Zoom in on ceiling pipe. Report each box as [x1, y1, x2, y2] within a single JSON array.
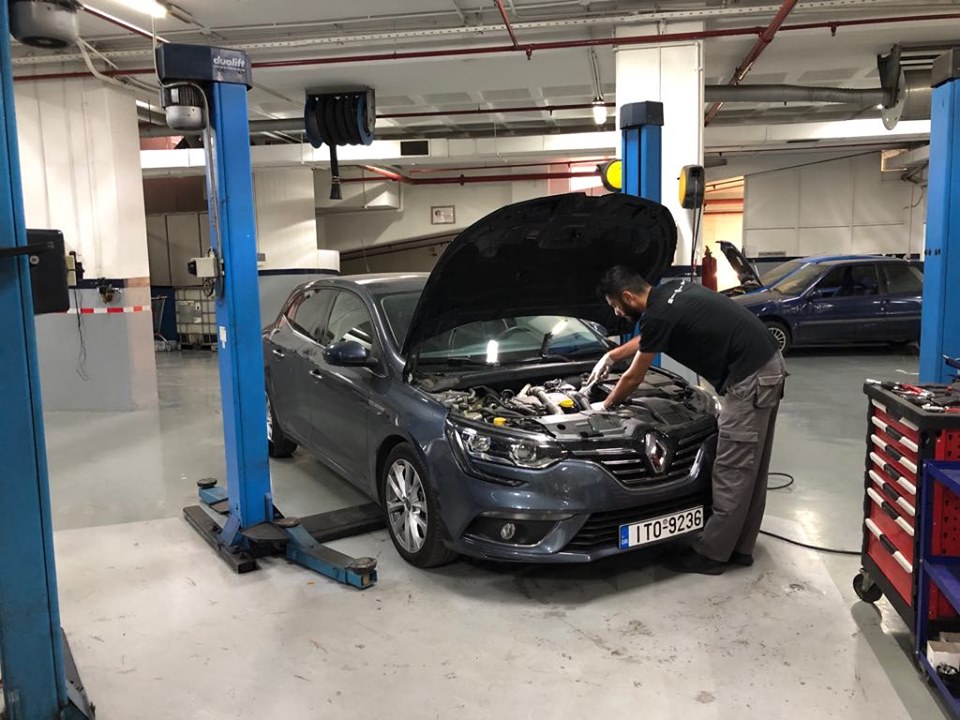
[[407, 158, 612, 173], [59, 1, 924, 64], [705, 84, 888, 106], [81, 4, 169, 43], [340, 169, 600, 185], [17, 11, 960, 83], [139, 101, 619, 137], [494, 0, 521, 51], [705, 0, 800, 126]]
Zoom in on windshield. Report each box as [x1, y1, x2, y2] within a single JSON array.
[[772, 263, 825, 295], [759, 259, 806, 287], [379, 291, 607, 364]]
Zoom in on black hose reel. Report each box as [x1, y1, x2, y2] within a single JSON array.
[[304, 89, 376, 200]]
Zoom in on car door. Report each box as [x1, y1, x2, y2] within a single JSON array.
[[266, 286, 334, 446], [879, 262, 923, 342], [304, 289, 380, 480], [795, 263, 884, 344]]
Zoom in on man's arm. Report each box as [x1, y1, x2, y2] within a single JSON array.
[[585, 335, 641, 386], [602, 351, 655, 410]]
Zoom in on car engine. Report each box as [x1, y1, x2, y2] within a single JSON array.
[[433, 380, 593, 425]]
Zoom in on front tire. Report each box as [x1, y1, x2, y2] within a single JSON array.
[[380, 444, 457, 568], [266, 391, 297, 458], [764, 319, 792, 354]]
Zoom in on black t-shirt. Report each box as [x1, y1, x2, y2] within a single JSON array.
[[639, 280, 778, 394]]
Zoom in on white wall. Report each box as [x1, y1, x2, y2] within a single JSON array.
[[320, 177, 549, 253], [16, 78, 149, 279], [743, 152, 925, 257], [253, 168, 326, 270]]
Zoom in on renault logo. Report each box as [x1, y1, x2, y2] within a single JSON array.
[[644, 433, 673, 475]]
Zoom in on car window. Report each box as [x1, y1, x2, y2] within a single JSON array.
[[811, 264, 880, 299], [327, 291, 376, 350], [881, 263, 923, 295], [380, 292, 421, 347], [770, 263, 824, 295], [760, 259, 805, 287], [289, 287, 334, 343]]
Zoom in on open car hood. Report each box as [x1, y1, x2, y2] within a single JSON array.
[[401, 193, 677, 357], [718, 241, 761, 287]]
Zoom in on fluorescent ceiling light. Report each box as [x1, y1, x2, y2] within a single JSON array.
[[551, 319, 568, 335], [113, 0, 168, 19]]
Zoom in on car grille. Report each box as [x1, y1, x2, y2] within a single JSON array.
[[566, 497, 710, 553], [569, 425, 715, 489]]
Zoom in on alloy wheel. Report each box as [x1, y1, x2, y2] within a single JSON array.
[[385, 459, 428, 553], [266, 393, 273, 441], [768, 326, 787, 351]]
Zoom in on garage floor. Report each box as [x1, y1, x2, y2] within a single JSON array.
[[44, 350, 944, 719]]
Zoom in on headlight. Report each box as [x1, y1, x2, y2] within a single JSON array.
[[695, 386, 721, 417], [447, 419, 566, 470]]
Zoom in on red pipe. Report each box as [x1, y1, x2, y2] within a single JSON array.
[[341, 169, 600, 185], [379, 101, 615, 120], [14, 12, 960, 82], [407, 158, 612, 174], [494, 0, 521, 50], [705, 0, 799, 126]]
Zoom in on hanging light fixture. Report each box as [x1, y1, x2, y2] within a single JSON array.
[[592, 97, 607, 126]]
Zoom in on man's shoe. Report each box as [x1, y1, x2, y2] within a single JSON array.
[[729, 552, 754, 567], [663, 550, 725, 576]]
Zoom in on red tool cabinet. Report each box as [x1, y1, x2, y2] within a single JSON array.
[[854, 385, 960, 631]]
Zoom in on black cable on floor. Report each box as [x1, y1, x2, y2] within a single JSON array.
[[760, 470, 861, 556]]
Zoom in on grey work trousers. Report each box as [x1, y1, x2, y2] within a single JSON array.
[[694, 352, 787, 563]]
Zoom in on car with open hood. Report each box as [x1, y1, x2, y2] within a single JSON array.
[[263, 193, 719, 567]]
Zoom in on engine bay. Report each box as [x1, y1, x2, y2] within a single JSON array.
[[428, 372, 714, 438]]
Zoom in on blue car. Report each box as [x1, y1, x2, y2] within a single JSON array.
[[727, 255, 923, 353]]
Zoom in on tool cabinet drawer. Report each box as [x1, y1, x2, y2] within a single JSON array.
[[867, 467, 917, 520], [865, 521, 913, 608], [866, 487, 915, 555]]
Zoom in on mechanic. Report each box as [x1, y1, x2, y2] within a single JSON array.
[[587, 266, 787, 575]]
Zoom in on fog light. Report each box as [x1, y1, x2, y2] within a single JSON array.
[[500, 522, 516, 541]]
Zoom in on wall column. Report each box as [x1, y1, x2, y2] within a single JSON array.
[[16, 77, 157, 411], [616, 23, 705, 266], [254, 167, 338, 321]]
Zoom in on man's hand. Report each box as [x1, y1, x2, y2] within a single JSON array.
[[585, 352, 614, 387], [603, 352, 656, 409]]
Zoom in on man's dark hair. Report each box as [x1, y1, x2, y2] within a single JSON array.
[[597, 265, 651, 299]]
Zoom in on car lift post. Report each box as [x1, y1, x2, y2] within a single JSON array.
[[619, 101, 664, 349], [157, 44, 380, 589], [919, 49, 960, 384], [0, 3, 94, 717], [620, 101, 663, 203]]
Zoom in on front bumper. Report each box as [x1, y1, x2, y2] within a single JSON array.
[[426, 433, 716, 563]]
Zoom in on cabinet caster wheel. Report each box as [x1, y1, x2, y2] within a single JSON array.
[[853, 571, 882, 603]]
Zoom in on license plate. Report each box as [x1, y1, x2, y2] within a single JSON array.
[[619, 506, 705, 550]]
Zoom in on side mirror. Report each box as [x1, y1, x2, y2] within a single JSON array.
[[323, 340, 376, 367]]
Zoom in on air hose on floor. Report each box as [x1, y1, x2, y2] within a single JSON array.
[[760, 472, 860, 556]]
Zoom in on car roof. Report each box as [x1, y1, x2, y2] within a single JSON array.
[[298, 272, 427, 296], [801, 254, 908, 266]]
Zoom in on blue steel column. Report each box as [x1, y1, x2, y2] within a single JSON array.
[[620, 101, 664, 347], [620, 101, 663, 203], [920, 52, 960, 384], [0, 2, 69, 717], [206, 82, 273, 531]]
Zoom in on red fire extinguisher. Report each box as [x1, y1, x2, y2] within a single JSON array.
[[701, 245, 718, 292]]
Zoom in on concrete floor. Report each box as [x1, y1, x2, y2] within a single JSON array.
[[38, 348, 947, 719]]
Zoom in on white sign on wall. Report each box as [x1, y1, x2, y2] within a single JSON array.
[[431, 206, 456, 225]]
